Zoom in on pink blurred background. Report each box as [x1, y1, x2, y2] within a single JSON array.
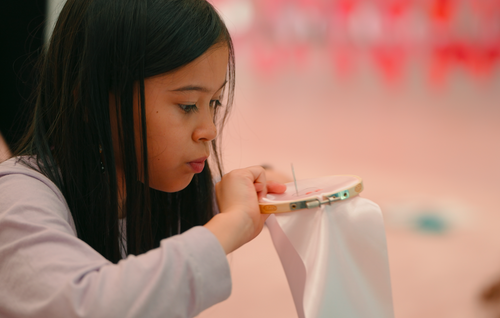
[[198, 0, 500, 317]]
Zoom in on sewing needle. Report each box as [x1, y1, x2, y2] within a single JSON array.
[[291, 163, 299, 196]]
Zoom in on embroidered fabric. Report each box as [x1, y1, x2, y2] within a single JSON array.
[[266, 195, 394, 318]]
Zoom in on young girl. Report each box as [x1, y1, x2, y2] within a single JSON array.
[[0, 0, 286, 317]]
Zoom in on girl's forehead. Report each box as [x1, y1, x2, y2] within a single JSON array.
[[147, 46, 229, 92]]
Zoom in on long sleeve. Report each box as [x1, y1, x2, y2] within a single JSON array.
[[0, 159, 231, 318]]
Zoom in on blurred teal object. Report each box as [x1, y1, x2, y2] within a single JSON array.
[[413, 213, 448, 234]]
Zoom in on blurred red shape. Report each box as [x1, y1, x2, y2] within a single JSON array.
[[430, 0, 453, 23], [372, 45, 406, 83], [337, 0, 357, 18]]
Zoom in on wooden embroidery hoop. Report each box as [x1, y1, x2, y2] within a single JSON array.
[[259, 175, 364, 214]]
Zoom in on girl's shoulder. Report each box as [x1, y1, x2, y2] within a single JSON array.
[[0, 156, 59, 195], [0, 156, 75, 230], [0, 156, 37, 173]]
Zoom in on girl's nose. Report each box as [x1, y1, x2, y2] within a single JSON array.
[[192, 110, 217, 142]]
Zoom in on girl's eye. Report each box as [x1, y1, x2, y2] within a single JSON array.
[[179, 104, 198, 113]]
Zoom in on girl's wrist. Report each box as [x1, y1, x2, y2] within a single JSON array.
[[204, 210, 253, 255]]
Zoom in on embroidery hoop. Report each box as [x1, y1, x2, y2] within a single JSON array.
[[259, 175, 364, 214]]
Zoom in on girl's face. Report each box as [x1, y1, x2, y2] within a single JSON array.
[[112, 45, 229, 193]]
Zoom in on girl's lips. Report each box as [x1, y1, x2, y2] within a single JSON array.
[[188, 161, 205, 173], [188, 157, 207, 173]]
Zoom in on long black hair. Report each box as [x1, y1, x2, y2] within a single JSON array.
[[13, 0, 235, 263]]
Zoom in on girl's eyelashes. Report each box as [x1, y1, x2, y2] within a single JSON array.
[[179, 104, 198, 113], [178, 100, 222, 114]]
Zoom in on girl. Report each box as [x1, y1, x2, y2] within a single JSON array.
[[0, 0, 286, 317]]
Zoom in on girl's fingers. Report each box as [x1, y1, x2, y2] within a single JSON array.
[[267, 181, 287, 194], [253, 175, 287, 199], [245, 166, 267, 199], [245, 166, 266, 183], [254, 183, 264, 193]]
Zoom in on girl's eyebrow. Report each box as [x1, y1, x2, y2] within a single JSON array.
[[170, 80, 227, 93]]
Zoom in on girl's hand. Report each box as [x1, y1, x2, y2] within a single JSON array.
[[204, 166, 286, 254]]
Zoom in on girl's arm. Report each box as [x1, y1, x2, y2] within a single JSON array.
[[0, 162, 230, 318]]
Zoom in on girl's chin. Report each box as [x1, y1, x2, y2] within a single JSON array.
[[148, 174, 194, 193]]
